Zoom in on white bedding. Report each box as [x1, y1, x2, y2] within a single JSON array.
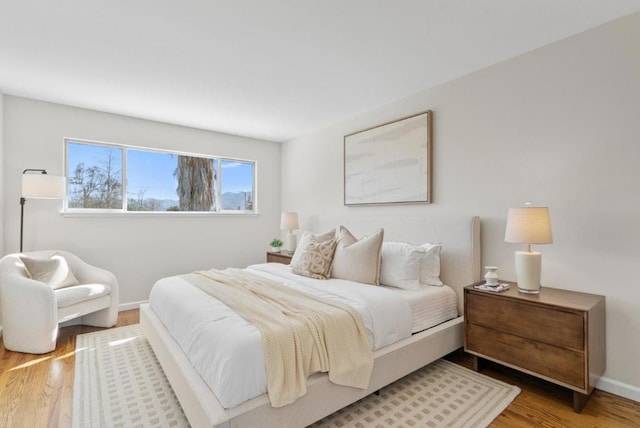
[[148, 263, 458, 410], [257, 264, 458, 335]]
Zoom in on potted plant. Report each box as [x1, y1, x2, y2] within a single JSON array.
[[270, 238, 283, 253]]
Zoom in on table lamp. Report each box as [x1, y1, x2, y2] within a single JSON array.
[[504, 203, 553, 294], [280, 211, 299, 253]]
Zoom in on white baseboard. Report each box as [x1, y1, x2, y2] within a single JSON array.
[[597, 376, 640, 403], [118, 300, 148, 311]]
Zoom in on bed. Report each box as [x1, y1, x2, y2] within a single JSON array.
[[140, 215, 480, 428]]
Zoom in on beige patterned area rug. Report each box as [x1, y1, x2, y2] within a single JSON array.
[[73, 325, 188, 428], [73, 325, 520, 428]]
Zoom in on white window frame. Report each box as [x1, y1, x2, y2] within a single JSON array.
[[63, 138, 257, 215]]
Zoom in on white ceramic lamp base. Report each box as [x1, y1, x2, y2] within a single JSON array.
[[285, 233, 297, 253], [514, 251, 542, 294]]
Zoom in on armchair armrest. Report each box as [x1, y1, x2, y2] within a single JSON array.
[[0, 272, 58, 353], [56, 251, 119, 327], [73, 262, 118, 288], [57, 251, 119, 289]]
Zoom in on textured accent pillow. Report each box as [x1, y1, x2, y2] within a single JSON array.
[[20, 254, 80, 289], [290, 229, 335, 267], [291, 238, 338, 280], [419, 243, 444, 286], [379, 241, 426, 290], [331, 226, 384, 285]]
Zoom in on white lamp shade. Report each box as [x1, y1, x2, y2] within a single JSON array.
[[22, 174, 66, 199], [280, 212, 299, 231], [504, 206, 553, 244]]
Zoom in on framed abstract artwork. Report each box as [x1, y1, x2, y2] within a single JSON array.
[[344, 110, 432, 206]]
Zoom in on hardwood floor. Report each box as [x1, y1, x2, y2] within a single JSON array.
[[0, 310, 138, 428], [0, 309, 638, 427], [445, 350, 640, 427]]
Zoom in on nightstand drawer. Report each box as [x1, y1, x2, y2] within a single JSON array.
[[466, 292, 584, 350], [466, 324, 586, 389], [266, 252, 292, 264]]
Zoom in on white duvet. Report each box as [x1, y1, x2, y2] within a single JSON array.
[[149, 263, 413, 409]]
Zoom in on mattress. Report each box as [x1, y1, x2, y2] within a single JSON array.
[[379, 283, 458, 333], [148, 263, 455, 409]]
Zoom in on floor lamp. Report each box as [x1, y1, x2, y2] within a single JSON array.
[[20, 169, 65, 252]]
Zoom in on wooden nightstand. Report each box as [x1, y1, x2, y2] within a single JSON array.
[[464, 282, 605, 413], [266, 251, 292, 264]]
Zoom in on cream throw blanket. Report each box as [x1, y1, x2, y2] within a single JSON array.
[[183, 268, 373, 407]]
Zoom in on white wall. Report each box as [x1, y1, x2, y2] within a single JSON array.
[[3, 96, 281, 305], [0, 90, 4, 257], [282, 13, 640, 398]]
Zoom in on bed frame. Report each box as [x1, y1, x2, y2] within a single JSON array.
[[140, 215, 480, 428]]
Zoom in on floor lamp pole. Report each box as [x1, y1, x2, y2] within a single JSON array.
[[20, 197, 25, 253]]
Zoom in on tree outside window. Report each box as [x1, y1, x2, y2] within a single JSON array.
[[65, 139, 255, 213], [68, 143, 123, 209]]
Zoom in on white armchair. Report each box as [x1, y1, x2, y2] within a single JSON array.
[[0, 250, 119, 354]]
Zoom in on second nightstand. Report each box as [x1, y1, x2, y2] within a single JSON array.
[[464, 282, 605, 413], [266, 251, 292, 264]]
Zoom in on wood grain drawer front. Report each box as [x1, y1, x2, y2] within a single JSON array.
[[266, 253, 291, 264], [466, 293, 584, 350], [466, 324, 586, 390]]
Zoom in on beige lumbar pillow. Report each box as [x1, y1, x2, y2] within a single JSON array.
[[291, 238, 338, 280], [331, 226, 384, 285], [20, 254, 80, 289]]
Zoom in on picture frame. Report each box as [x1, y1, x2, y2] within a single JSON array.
[[344, 110, 432, 206]]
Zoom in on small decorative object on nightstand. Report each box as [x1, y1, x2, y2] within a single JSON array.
[[483, 266, 499, 286], [266, 251, 292, 265], [269, 238, 283, 253], [464, 282, 605, 413]]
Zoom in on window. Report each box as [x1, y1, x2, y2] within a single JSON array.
[[65, 139, 256, 213], [220, 159, 254, 211], [67, 142, 123, 209]]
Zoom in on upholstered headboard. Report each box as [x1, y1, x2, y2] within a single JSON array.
[[314, 214, 481, 313]]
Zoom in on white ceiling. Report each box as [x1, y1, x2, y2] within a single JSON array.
[[1, 1, 639, 142]]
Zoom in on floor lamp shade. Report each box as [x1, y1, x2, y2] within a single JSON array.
[[505, 205, 553, 294], [280, 212, 299, 253], [20, 170, 66, 252], [22, 174, 66, 199]]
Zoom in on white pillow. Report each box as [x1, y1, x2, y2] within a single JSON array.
[[379, 242, 425, 290], [331, 226, 384, 285], [20, 254, 80, 289], [419, 243, 443, 286]]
